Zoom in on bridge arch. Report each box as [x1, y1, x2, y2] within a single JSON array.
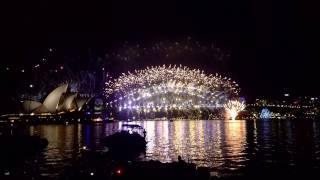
[[105, 65, 240, 119]]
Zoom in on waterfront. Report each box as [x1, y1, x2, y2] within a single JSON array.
[[2, 119, 320, 179]]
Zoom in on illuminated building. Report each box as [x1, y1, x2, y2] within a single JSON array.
[[22, 84, 89, 114], [260, 108, 272, 119]]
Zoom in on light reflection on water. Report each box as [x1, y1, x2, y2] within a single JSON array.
[[126, 120, 247, 171], [22, 119, 320, 178]]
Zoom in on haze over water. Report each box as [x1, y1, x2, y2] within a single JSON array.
[[10, 119, 320, 178]]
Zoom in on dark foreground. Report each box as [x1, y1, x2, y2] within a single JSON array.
[[60, 150, 210, 180], [59, 131, 210, 180], [0, 135, 48, 179]]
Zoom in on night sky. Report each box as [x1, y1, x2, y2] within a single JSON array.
[[1, 0, 319, 106]]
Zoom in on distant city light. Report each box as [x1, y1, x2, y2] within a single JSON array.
[[29, 84, 34, 88], [92, 117, 103, 122], [284, 94, 290, 97]]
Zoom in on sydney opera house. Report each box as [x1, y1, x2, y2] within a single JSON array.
[[22, 84, 89, 114]]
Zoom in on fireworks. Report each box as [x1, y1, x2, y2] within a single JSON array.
[[105, 65, 240, 118], [19, 68, 99, 101], [223, 100, 246, 120], [105, 38, 229, 63], [102, 38, 230, 75]]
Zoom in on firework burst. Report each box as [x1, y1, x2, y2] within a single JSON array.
[[223, 100, 246, 120], [105, 65, 240, 119], [103, 38, 230, 74]]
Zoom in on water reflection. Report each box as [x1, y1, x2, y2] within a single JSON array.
[[223, 121, 246, 166], [19, 119, 320, 178], [130, 120, 248, 172]]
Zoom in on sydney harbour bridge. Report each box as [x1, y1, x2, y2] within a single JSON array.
[[105, 65, 244, 120]]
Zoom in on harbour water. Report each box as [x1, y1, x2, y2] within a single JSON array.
[[3, 119, 320, 178]]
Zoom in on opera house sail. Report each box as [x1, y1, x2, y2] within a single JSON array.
[[22, 84, 89, 114]]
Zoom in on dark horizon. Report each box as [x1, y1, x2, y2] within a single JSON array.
[[1, 0, 319, 104]]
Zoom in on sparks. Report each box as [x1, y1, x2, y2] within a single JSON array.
[[105, 65, 240, 119], [223, 100, 245, 120]]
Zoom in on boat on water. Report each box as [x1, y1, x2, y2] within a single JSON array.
[[102, 124, 147, 160], [121, 124, 144, 129]]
